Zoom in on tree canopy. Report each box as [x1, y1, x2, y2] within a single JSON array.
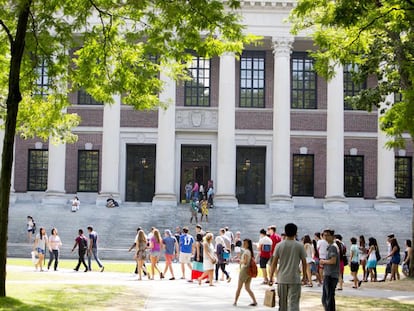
[[290, 0, 414, 148], [290, 0, 414, 276], [0, 0, 254, 296]]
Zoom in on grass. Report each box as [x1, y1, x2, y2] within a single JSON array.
[[1, 259, 145, 311]]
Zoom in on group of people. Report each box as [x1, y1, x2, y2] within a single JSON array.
[[185, 180, 214, 223], [30, 223, 104, 273], [27, 216, 412, 310]]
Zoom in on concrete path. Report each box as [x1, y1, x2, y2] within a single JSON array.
[[6, 262, 414, 311]]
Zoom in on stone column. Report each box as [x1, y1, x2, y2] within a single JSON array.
[[375, 93, 399, 211], [324, 63, 348, 210], [269, 37, 294, 210], [43, 141, 67, 204], [96, 95, 121, 205], [214, 53, 238, 208], [152, 71, 177, 206]]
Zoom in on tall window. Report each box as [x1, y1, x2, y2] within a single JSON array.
[[344, 155, 364, 197], [240, 51, 265, 108], [77, 89, 102, 105], [184, 55, 210, 106], [34, 59, 50, 96], [291, 53, 317, 109], [27, 149, 48, 191], [78, 150, 99, 192], [395, 156, 412, 198], [292, 154, 314, 196], [343, 64, 366, 110]]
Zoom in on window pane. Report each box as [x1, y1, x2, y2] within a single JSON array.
[[28, 150, 48, 191], [292, 154, 314, 196], [239, 51, 265, 108], [290, 53, 317, 109], [78, 150, 99, 192], [344, 155, 364, 197], [184, 55, 211, 107], [78, 89, 102, 105], [395, 157, 412, 198], [343, 63, 366, 110]]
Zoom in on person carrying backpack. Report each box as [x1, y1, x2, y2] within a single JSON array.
[[71, 229, 88, 272]]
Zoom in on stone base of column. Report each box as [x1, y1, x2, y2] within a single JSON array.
[[96, 193, 121, 206], [374, 197, 400, 211], [323, 196, 349, 211], [9, 191, 17, 204], [42, 191, 68, 205], [213, 194, 238, 208], [152, 194, 177, 207], [269, 195, 294, 211]]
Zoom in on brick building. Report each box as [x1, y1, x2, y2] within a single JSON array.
[[7, 1, 414, 209]]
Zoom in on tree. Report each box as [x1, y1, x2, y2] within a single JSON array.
[[290, 0, 414, 277], [0, 0, 254, 296]]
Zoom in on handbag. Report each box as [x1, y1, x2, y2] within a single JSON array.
[[223, 250, 230, 260], [264, 288, 276, 307]]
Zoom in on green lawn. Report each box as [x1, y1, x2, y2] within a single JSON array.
[[1, 259, 144, 311]]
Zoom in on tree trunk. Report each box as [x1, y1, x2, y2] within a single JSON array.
[[0, 0, 32, 297]]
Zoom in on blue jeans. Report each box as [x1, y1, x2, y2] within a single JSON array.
[[322, 275, 338, 311], [88, 248, 103, 270]]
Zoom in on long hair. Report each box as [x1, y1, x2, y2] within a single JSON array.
[[153, 229, 161, 244], [243, 238, 254, 258], [137, 230, 147, 243]]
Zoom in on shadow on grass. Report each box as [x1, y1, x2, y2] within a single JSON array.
[[2, 285, 123, 311], [0, 296, 55, 311]]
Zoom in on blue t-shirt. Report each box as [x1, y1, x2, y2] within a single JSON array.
[[179, 234, 194, 254], [89, 231, 98, 249], [163, 236, 176, 255]]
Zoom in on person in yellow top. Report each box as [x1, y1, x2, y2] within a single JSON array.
[[200, 196, 209, 223]]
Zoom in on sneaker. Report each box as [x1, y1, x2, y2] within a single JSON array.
[[100, 266, 105, 272]]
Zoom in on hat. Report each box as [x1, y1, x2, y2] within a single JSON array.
[[387, 234, 395, 239]]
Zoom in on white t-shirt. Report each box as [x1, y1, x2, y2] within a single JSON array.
[[317, 239, 329, 259]]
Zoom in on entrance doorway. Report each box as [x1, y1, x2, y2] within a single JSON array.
[[236, 146, 266, 204], [125, 144, 156, 202], [181, 145, 211, 202]]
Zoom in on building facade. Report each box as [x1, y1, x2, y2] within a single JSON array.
[[7, 1, 414, 209]]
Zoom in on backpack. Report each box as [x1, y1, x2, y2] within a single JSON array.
[[80, 237, 88, 250], [336, 240, 348, 266], [248, 257, 258, 278]]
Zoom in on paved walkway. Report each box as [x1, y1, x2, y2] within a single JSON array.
[[6, 262, 414, 310]]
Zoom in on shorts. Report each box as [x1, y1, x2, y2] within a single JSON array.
[[36, 247, 45, 255], [259, 256, 270, 268], [350, 261, 359, 273], [179, 252, 192, 264], [165, 254, 174, 265], [150, 251, 160, 258]]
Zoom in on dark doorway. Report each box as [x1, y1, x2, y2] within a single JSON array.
[[125, 144, 156, 202], [236, 147, 266, 204], [181, 145, 211, 202]]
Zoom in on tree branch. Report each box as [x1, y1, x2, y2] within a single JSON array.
[[0, 19, 14, 45]]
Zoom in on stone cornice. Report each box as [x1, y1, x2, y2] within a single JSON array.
[[235, 0, 297, 8]]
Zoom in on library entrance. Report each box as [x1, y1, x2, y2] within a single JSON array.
[[180, 145, 211, 202]]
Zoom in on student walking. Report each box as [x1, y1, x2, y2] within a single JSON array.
[[320, 229, 340, 311], [233, 239, 258, 307], [87, 226, 104, 272], [72, 229, 88, 272], [47, 227, 62, 271], [269, 223, 307, 311]]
